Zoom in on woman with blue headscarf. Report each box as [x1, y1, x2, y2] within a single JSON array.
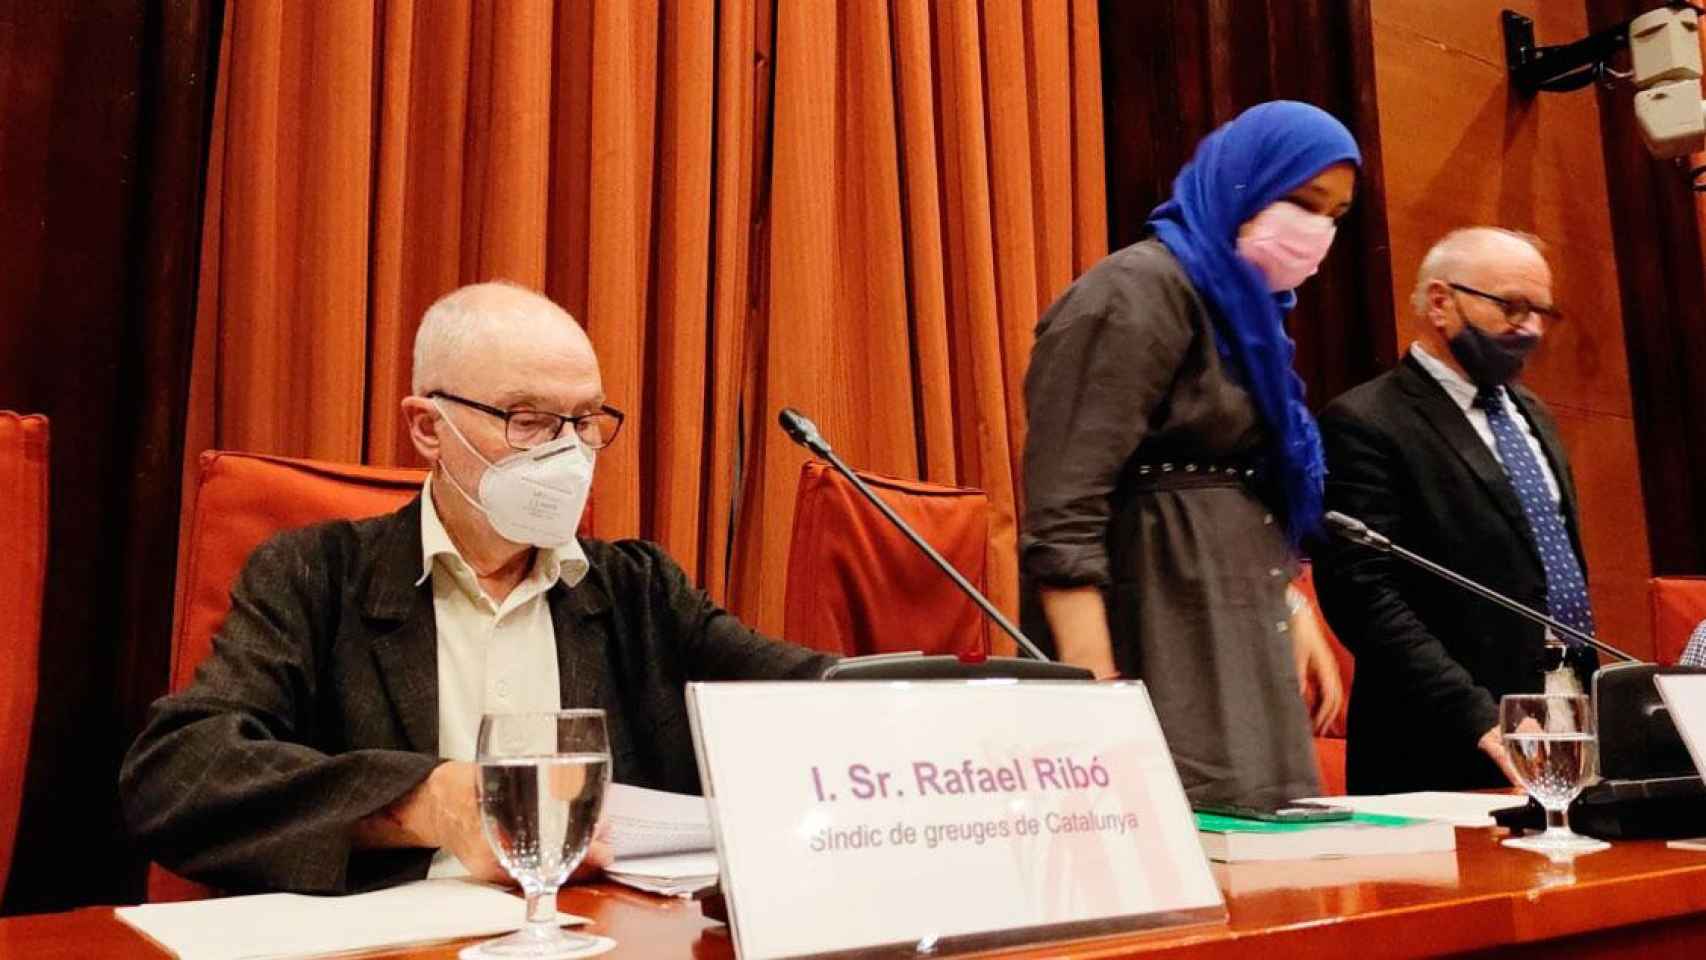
[[1020, 101, 1358, 806]]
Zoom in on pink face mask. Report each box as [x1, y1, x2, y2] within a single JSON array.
[[1236, 201, 1337, 292]]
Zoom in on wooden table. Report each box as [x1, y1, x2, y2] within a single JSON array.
[[7, 829, 1706, 958]]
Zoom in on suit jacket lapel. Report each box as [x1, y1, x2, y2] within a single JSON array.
[[1397, 356, 1540, 563], [549, 563, 652, 777], [552, 567, 613, 709], [362, 497, 440, 755]]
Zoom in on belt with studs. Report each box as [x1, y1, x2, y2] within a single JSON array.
[[1125, 459, 1264, 492]]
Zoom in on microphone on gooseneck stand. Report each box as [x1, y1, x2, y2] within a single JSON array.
[[777, 407, 833, 459], [777, 407, 1088, 680], [1322, 511, 1636, 663]]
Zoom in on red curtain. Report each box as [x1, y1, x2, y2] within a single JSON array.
[[186, 0, 1107, 643]]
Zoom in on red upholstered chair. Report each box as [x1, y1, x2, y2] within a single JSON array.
[[1295, 563, 1356, 795], [1651, 577, 1706, 665], [783, 460, 992, 658], [148, 451, 426, 902], [0, 412, 48, 891]]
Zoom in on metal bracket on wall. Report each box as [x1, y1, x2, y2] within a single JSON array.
[[1503, 9, 1631, 94]]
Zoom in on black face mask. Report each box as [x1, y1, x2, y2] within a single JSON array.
[[1446, 323, 1540, 388]]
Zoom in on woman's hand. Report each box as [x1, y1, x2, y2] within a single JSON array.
[[1290, 594, 1345, 736], [1038, 585, 1119, 679]]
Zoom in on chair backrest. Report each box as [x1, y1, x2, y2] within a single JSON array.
[[149, 451, 425, 901], [783, 460, 991, 658], [1651, 576, 1706, 665], [0, 412, 48, 891], [167, 451, 427, 695]]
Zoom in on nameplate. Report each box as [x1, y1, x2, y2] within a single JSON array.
[[687, 680, 1224, 959]]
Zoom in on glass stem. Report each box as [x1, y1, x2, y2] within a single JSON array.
[[525, 885, 558, 937], [1545, 806, 1570, 835]]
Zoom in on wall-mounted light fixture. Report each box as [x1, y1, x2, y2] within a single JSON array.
[[1507, 5, 1706, 186]]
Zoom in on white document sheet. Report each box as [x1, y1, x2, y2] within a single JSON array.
[[1298, 791, 1528, 828], [114, 877, 583, 960], [601, 784, 720, 897], [605, 851, 720, 898], [603, 783, 713, 859], [1655, 676, 1706, 851]]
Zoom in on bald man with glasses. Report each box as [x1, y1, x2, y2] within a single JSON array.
[[121, 282, 833, 895], [1312, 227, 1599, 795]]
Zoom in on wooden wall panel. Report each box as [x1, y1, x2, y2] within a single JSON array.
[[1588, 0, 1706, 583], [1378, 0, 1547, 66], [1550, 409, 1655, 659], [1370, 0, 1653, 656]]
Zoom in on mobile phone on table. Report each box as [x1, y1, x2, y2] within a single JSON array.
[[1193, 800, 1353, 823]]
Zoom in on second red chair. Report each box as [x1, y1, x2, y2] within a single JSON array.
[[0, 412, 48, 894], [148, 451, 426, 901], [783, 460, 993, 659]]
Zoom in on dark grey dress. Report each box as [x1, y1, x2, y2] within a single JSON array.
[[1019, 239, 1318, 807]]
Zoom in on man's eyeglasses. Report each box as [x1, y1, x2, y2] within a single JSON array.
[[1447, 282, 1563, 326], [429, 391, 626, 451]]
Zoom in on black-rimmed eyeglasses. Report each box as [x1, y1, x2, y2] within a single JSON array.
[[1447, 282, 1563, 326], [430, 391, 626, 451]]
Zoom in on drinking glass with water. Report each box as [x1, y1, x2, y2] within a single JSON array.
[[1499, 693, 1609, 855], [461, 709, 611, 960]]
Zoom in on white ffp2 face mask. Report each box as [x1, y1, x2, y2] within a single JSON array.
[[433, 399, 594, 548]]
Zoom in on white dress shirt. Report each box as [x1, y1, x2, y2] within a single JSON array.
[[1409, 343, 1562, 504], [418, 474, 589, 876]]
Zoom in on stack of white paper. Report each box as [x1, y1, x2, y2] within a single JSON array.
[[604, 783, 720, 897], [605, 851, 720, 897], [115, 878, 587, 960]]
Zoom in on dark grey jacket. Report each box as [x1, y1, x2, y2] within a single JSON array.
[[120, 497, 832, 894], [1018, 239, 1315, 807]]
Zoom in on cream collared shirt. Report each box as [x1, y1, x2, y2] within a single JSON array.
[[1409, 342, 1562, 504], [418, 474, 589, 876]]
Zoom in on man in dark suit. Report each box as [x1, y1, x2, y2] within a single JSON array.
[[120, 282, 833, 894], [1314, 227, 1597, 794]]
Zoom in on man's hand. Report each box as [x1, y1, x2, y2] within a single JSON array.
[[1478, 725, 1524, 787], [360, 763, 617, 886], [383, 761, 508, 884]]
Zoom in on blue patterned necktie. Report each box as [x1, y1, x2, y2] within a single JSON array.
[[1474, 387, 1596, 642]]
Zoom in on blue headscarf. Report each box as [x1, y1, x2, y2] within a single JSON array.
[[1147, 101, 1360, 545]]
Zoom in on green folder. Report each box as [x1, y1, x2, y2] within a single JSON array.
[[1194, 811, 1423, 833]]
